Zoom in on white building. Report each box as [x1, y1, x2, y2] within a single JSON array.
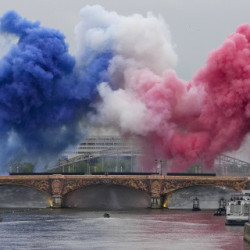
[[64, 136, 141, 160]]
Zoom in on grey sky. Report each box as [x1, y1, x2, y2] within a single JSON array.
[[1, 0, 250, 80], [0, 0, 250, 161]]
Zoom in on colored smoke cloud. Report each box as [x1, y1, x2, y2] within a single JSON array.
[[0, 5, 250, 172], [0, 9, 112, 169], [87, 7, 250, 171]]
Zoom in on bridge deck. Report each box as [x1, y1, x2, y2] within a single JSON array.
[[0, 174, 249, 180], [0, 175, 249, 198]]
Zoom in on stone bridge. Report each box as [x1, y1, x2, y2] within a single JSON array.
[[0, 174, 249, 208]]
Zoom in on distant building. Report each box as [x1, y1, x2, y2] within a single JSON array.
[[65, 136, 141, 159], [59, 138, 250, 176]]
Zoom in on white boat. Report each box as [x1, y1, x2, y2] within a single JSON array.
[[225, 190, 250, 226]]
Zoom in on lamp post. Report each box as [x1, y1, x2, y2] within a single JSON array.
[[155, 159, 158, 173], [101, 154, 104, 172], [115, 149, 118, 172], [160, 160, 163, 175], [131, 152, 133, 172], [88, 154, 92, 174]]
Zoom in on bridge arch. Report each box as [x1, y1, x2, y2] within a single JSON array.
[[163, 185, 235, 209], [163, 183, 242, 195], [1, 175, 248, 208], [62, 177, 151, 197], [62, 184, 151, 209], [0, 178, 51, 195], [161, 176, 248, 196]]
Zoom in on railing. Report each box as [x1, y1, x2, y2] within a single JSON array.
[[215, 154, 250, 168], [47, 150, 250, 174], [214, 154, 250, 176], [50, 147, 142, 171]]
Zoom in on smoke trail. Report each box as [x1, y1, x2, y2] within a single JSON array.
[[0, 5, 177, 170], [75, 5, 177, 88], [0, 10, 112, 169], [86, 6, 205, 171], [154, 24, 250, 171], [88, 7, 250, 171], [188, 24, 250, 166], [1, 5, 249, 173]]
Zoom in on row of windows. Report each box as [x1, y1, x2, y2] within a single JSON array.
[[84, 138, 122, 142], [80, 143, 125, 146], [77, 147, 134, 151]]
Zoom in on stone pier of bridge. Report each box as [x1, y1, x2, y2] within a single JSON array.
[[0, 174, 249, 208]]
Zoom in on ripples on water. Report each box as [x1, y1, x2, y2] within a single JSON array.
[[0, 185, 249, 249], [0, 209, 249, 250]]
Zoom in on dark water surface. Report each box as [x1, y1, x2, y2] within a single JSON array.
[[0, 209, 249, 250]]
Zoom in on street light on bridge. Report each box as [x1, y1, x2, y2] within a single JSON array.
[[160, 160, 163, 175], [155, 159, 163, 175], [155, 159, 158, 173]]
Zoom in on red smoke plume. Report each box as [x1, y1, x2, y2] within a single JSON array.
[[86, 7, 250, 172], [125, 24, 250, 171]]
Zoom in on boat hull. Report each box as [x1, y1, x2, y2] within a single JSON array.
[[225, 219, 248, 226]]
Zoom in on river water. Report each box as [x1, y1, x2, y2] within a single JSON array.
[[0, 208, 249, 250]]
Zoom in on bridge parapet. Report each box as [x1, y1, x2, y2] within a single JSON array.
[[245, 177, 250, 190], [0, 175, 51, 194]]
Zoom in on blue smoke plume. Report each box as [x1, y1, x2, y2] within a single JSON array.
[[0, 11, 112, 171]]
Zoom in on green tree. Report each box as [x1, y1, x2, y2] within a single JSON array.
[[20, 162, 34, 173]]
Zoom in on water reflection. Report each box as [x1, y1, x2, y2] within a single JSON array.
[[168, 186, 234, 209], [0, 184, 236, 210], [0, 209, 249, 250]]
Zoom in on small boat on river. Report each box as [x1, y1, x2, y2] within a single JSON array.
[[104, 213, 110, 218], [214, 198, 226, 216]]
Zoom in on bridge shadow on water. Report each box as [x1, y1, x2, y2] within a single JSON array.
[[0, 185, 50, 208], [62, 185, 235, 210], [62, 185, 151, 210], [168, 186, 235, 209], [0, 184, 236, 210]]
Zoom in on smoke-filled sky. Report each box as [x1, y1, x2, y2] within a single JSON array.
[[1, 0, 250, 80], [1, 0, 250, 171]]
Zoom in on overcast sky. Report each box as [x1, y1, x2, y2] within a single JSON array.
[[1, 0, 250, 80], [1, 0, 250, 161]]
